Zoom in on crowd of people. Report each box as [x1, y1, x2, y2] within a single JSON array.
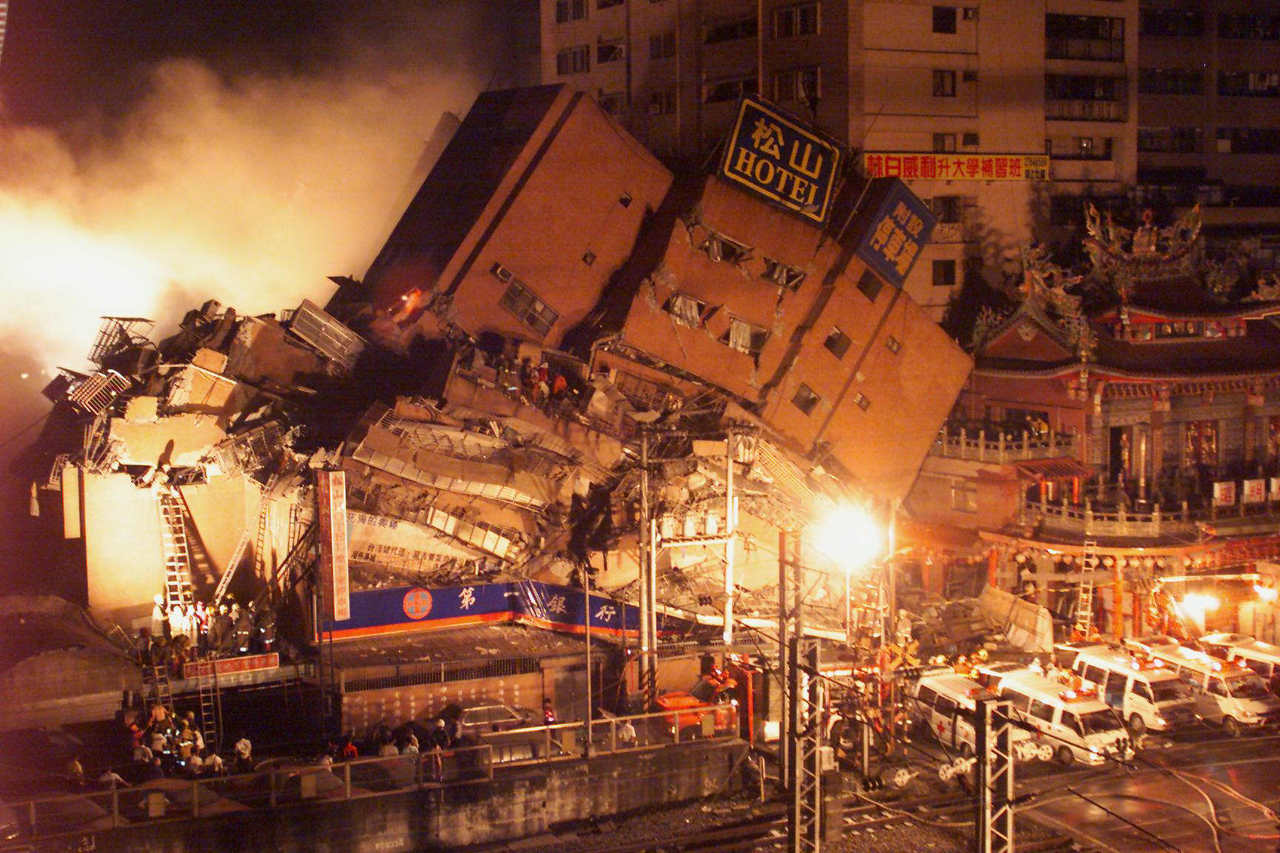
[[140, 594, 278, 676], [111, 704, 255, 785]]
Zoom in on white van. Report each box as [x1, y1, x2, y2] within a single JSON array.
[[989, 671, 1133, 765], [907, 672, 1035, 759], [1069, 648, 1198, 735], [1142, 644, 1280, 736], [1200, 633, 1280, 693]]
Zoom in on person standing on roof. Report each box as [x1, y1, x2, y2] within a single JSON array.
[[232, 605, 254, 655], [151, 595, 167, 642], [543, 697, 556, 725]]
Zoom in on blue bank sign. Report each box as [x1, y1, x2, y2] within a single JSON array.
[[720, 97, 842, 224]]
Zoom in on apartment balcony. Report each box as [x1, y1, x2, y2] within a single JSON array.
[[1045, 99, 1126, 122], [930, 423, 1079, 464]]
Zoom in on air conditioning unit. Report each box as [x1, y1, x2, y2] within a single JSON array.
[[963, 7, 978, 20]]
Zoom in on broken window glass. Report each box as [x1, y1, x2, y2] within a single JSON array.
[[699, 231, 752, 264], [664, 293, 709, 328], [722, 317, 769, 356], [762, 257, 806, 289]]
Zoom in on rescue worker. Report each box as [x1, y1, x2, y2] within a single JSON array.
[[232, 605, 254, 655], [542, 697, 556, 725], [255, 605, 277, 654], [150, 595, 167, 641]]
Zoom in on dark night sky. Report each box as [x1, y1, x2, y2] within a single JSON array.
[[0, 0, 534, 591]]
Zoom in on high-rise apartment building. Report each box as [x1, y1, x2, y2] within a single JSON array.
[[539, 0, 1139, 319], [1137, 2, 1280, 275]]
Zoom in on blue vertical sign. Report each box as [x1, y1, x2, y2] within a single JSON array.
[[852, 178, 937, 288], [720, 97, 842, 224]]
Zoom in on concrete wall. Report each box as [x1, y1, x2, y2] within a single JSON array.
[[90, 741, 747, 852]]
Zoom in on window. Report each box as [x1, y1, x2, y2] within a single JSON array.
[[933, 69, 957, 97], [1029, 699, 1056, 723], [705, 15, 756, 44], [886, 335, 901, 354], [774, 2, 819, 38], [556, 0, 587, 23], [1138, 126, 1200, 153], [699, 231, 752, 263], [762, 258, 806, 289], [933, 259, 957, 287], [933, 6, 958, 34], [858, 269, 883, 301], [1045, 74, 1126, 121], [1140, 8, 1203, 37], [961, 132, 979, 147], [1047, 135, 1113, 160], [1216, 127, 1280, 154], [824, 328, 851, 358], [704, 76, 757, 103], [1134, 681, 1153, 703], [792, 383, 820, 415], [648, 88, 676, 115], [663, 293, 710, 328], [775, 66, 821, 102], [933, 133, 957, 152], [1218, 13, 1280, 41], [1084, 665, 1107, 686], [1219, 71, 1280, 98], [935, 694, 958, 715], [722, 317, 769, 357], [854, 392, 870, 411], [931, 196, 962, 223], [1045, 14, 1125, 61], [649, 31, 675, 59], [598, 0, 623, 7], [597, 39, 625, 63], [916, 685, 939, 707], [556, 45, 591, 75], [497, 272, 559, 337], [1139, 67, 1203, 96]]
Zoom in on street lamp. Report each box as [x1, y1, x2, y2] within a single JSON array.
[[811, 504, 883, 646]]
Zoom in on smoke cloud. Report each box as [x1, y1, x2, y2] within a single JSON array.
[[0, 1, 504, 368], [0, 0, 513, 579]]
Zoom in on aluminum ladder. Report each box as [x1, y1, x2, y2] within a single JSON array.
[[145, 663, 175, 717], [1074, 537, 1098, 638], [157, 489, 195, 612], [195, 657, 222, 753]]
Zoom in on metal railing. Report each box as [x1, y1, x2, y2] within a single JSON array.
[[0, 707, 738, 847], [1020, 492, 1280, 538], [931, 425, 1078, 463]]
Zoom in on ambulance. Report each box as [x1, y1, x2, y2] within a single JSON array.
[[1068, 647, 1198, 735], [906, 671, 1038, 759], [1199, 633, 1280, 694], [985, 669, 1134, 765], [1138, 643, 1280, 736]]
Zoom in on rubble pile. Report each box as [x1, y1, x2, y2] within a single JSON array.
[[27, 289, 859, 638]]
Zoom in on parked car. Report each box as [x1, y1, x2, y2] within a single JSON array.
[[439, 700, 537, 739]]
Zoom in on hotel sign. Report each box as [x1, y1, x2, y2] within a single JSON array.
[[864, 152, 1049, 182], [721, 97, 842, 223]]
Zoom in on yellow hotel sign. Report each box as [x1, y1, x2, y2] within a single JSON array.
[[721, 98, 842, 223], [864, 152, 1049, 181]]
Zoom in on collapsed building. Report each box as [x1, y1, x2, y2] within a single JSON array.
[[8, 85, 973, 738]]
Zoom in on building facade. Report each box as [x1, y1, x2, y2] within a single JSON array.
[[908, 207, 1280, 639], [538, 0, 1140, 319]]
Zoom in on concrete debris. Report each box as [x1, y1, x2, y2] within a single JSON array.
[[18, 85, 976, 656]]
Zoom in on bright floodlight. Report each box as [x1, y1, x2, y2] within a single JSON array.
[[811, 505, 882, 570]]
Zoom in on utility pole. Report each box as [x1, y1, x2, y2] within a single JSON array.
[[975, 697, 1016, 853], [784, 530, 823, 853]]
